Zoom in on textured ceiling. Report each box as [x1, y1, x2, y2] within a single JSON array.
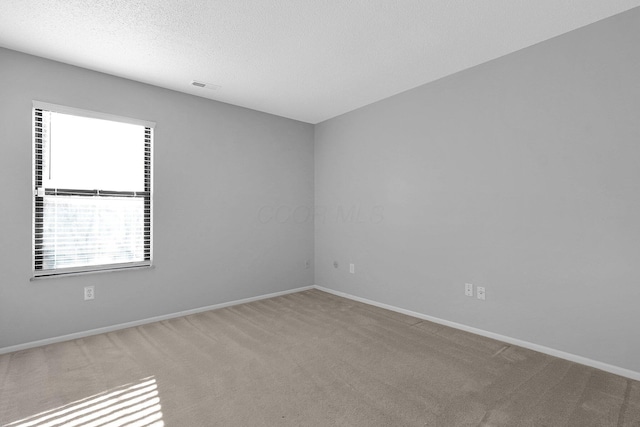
[[1, 1, 639, 123]]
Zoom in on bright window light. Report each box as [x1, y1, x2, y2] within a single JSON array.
[[33, 102, 154, 277], [46, 112, 146, 192], [5, 376, 165, 427]]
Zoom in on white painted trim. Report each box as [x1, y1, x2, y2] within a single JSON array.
[[314, 285, 640, 382], [33, 100, 156, 128], [4, 283, 638, 382], [0, 286, 313, 355], [31, 264, 154, 281]]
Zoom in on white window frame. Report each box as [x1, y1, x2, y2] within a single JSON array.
[[32, 101, 155, 278]]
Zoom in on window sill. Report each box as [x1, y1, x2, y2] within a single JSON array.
[[31, 264, 154, 281]]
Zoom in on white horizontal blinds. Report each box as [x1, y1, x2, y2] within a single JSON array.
[[143, 127, 152, 262], [41, 196, 145, 269], [34, 109, 47, 271], [33, 106, 152, 276]]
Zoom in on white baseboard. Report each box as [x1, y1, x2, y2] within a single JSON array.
[[314, 285, 640, 382], [4, 284, 638, 382], [0, 286, 314, 355]]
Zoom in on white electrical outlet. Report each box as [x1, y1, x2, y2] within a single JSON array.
[[84, 286, 95, 301], [349, 263, 355, 274], [465, 283, 473, 297], [477, 286, 486, 301]]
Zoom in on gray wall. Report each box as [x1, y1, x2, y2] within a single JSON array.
[[0, 47, 314, 349], [315, 8, 640, 372]]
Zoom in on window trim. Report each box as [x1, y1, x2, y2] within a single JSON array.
[[32, 101, 156, 128], [32, 101, 155, 278]]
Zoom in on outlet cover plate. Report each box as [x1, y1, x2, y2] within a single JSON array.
[[465, 283, 473, 296]]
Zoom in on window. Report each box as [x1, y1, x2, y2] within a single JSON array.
[[33, 102, 154, 278]]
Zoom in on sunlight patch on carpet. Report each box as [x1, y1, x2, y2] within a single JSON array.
[[6, 376, 164, 427]]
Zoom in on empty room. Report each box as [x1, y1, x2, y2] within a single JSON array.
[[1, 1, 639, 426]]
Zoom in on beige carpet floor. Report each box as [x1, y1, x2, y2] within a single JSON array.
[[1, 289, 639, 426]]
